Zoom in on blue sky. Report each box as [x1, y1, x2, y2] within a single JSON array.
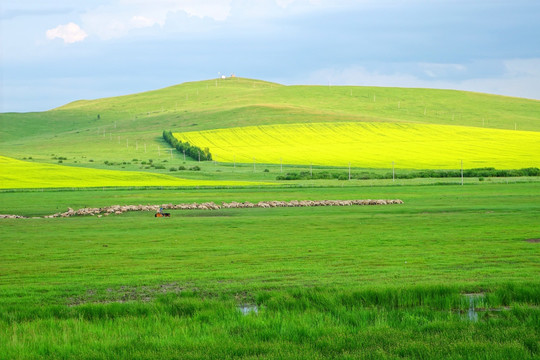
[[1, 0, 539, 112]]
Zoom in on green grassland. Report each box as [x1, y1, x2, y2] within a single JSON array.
[[1, 183, 539, 358], [1, 79, 539, 358]]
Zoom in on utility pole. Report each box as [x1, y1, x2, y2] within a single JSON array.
[[461, 160, 464, 186]]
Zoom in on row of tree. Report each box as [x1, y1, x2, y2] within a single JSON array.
[[162, 131, 212, 161], [276, 167, 540, 181]]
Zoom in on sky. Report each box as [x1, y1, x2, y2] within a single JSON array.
[[1, 0, 539, 112]]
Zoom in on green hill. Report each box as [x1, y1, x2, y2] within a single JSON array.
[[1, 77, 538, 171]]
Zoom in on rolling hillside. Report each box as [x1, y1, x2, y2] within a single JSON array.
[[0, 77, 538, 173]]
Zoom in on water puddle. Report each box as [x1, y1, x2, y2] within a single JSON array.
[[238, 304, 259, 315], [463, 293, 484, 322]]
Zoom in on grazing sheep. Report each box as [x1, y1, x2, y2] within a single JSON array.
[[2, 199, 403, 219]]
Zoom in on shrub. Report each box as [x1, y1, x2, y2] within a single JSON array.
[[178, 166, 186, 170], [169, 167, 177, 172], [190, 166, 201, 171]]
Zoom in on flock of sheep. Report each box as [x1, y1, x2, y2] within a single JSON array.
[[0, 199, 403, 219]]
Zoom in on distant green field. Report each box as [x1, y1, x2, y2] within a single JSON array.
[[0, 183, 539, 358]]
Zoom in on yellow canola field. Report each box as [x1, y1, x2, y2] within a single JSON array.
[[0, 156, 259, 189], [174, 122, 540, 169]]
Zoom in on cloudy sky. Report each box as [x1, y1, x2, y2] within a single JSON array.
[[1, 0, 539, 112]]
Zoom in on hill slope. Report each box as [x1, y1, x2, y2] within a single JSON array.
[[1, 77, 538, 170]]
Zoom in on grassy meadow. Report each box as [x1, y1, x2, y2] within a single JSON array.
[[1, 183, 539, 358], [1, 78, 539, 358]]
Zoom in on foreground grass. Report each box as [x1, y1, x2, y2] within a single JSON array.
[[0, 183, 539, 358], [2, 288, 538, 359]]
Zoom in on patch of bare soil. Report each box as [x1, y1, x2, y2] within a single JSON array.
[[67, 282, 187, 306], [525, 238, 540, 243]]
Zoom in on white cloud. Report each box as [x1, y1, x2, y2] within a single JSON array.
[[419, 63, 467, 79], [119, 0, 232, 20], [46, 22, 87, 43], [275, 0, 298, 7], [81, 0, 232, 39], [131, 15, 159, 28], [300, 60, 540, 100], [273, 0, 385, 11], [304, 66, 423, 88], [503, 58, 540, 77]]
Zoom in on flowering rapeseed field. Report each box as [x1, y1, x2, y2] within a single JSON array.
[[0, 156, 257, 189], [174, 122, 540, 169]]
